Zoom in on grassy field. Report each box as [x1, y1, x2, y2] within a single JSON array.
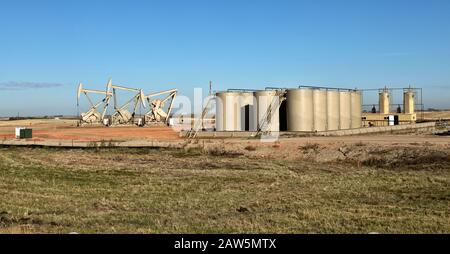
[[0, 145, 449, 233]]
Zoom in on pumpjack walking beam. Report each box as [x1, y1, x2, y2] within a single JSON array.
[[144, 88, 178, 125], [109, 82, 146, 125], [77, 79, 113, 125]]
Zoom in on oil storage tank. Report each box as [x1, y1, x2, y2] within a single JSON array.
[[350, 91, 362, 129], [313, 89, 327, 131], [403, 90, 415, 114], [286, 88, 313, 132], [379, 89, 390, 114], [215, 92, 241, 131], [339, 91, 351, 130], [255, 90, 279, 132], [326, 90, 340, 131], [239, 92, 257, 131]]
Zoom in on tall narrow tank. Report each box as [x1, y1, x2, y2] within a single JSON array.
[[239, 92, 257, 131], [379, 89, 390, 114], [255, 90, 280, 132], [287, 88, 313, 131], [215, 93, 224, 131], [350, 91, 362, 129], [215, 92, 241, 131], [403, 90, 415, 114], [313, 89, 327, 131], [339, 91, 351, 130], [326, 90, 340, 131]]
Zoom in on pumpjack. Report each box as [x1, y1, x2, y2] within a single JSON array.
[[77, 79, 113, 126], [110, 83, 146, 126], [143, 88, 177, 126], [77, 78, 178, 127]]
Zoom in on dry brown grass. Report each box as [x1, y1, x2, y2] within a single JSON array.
[[299, 142, 320, 150], [422, 110, 450, 120], [0, 145, 449, 233], [244, 145, 257, 151]]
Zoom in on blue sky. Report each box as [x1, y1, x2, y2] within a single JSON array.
[[1, 0, 450, 116]]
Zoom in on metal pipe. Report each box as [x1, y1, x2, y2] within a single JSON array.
[[298, 85, 358, 91], [265, 87, 289, 90], [360, 87, 419, 91], [226, 88, 263, 92]]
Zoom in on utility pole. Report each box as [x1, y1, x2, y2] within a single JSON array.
[[203, 81, 213, 130], [209, 81, 214, 96]]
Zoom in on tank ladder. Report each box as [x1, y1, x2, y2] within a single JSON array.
[[256, 91, 286, 136], [188, 96, 214, 138]]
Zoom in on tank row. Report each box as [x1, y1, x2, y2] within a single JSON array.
[[215, 88, 362, 132]]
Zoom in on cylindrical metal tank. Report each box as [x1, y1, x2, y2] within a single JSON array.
[[350, 91, 362, 129], [286, 88, 313, 132], [379, 90, 390, 114], [215, 92, 241, 131], [215, 93, 224, 131], [255, 90, 279, 132], [239, 92, 257, 131], [313, 89, 327, 131], [326, 90, 340, 131], [403, 90, 415, 114], [339, 91, 351, 130]]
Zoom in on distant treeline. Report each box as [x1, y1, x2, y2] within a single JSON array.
[[3, 115, 79, 121], [423, 108, 450, 112]]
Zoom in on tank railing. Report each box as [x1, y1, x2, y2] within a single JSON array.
[[360, 87, 420, 91], [362, 88, 392, 92], [363, 103, 424, 107], [227, 86, 361, 92], [298, 85, 359, 92], [226, 89, 263, 92], [265, 87, 289, 90], [265, 86, 360, 91]]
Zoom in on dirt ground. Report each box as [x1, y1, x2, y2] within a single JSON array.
[[0, 143, 449, 233], [0, 118, 449, 233], [422, 110, 450, 120], [0, 119, 180, 141], [185, 134, 450, 163], [1, 119, 449, 154]]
